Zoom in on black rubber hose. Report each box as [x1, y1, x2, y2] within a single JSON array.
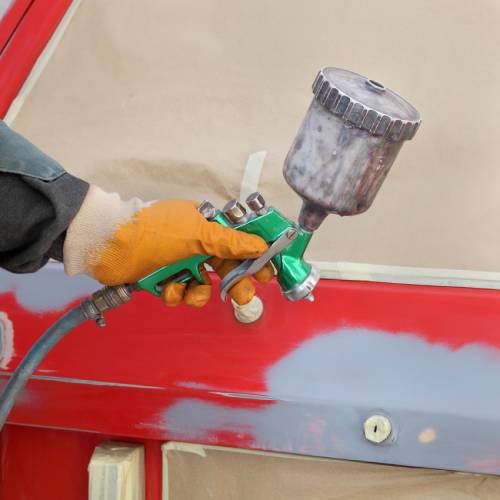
[[0, 305, 87, 431]]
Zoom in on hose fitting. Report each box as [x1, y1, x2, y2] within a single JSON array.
[[81, 285, 133, 327]]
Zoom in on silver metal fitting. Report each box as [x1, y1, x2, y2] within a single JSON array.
[[283, 265, 320, 302], [81, 285, 133, 327], [246, 192, 267, 216], [198, 200, 218, 220], [222, 199, 248, 224]]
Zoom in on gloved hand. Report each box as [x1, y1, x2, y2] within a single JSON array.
[[64, 187, 274, 306]]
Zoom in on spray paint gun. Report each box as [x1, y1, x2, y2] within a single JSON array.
[[133, 67, 421, 308], [83, 193, 319, 328], [136, 194, 319, 304], [0, 68, 421, 429]]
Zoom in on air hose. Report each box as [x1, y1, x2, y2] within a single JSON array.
[[0, 285, 133, 432]]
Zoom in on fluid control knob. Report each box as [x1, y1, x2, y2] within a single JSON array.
[[198, 200, 218, 220], [246, 192, 267, 215], [223, 199, 248, 223]]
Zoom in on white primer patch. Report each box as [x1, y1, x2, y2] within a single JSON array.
[[0, 311, 15, 370]]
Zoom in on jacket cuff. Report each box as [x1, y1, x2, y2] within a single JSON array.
[[63, 185, 151, 276]]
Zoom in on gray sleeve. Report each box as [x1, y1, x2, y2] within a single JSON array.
[[0, 121, 89, 273]]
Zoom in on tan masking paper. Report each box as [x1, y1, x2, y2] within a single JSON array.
[[163, 443, 500, 500], [11, 0, 500, 270]]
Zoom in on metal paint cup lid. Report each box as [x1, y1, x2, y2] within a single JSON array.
[[312, 67, 421, 141]]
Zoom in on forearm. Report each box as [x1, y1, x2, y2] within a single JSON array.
[[0, 122, 89, 273]]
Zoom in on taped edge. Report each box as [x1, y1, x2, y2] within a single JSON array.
[[239, 151, 267, 203], [314, 261, 500, 290], [162, 442, 207, 457], [162, 442, 207, 500], [4, 0, 84, 125]]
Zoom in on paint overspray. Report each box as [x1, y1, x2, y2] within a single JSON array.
[[155, 328, 500, 475], [0, 263, 98, 312]]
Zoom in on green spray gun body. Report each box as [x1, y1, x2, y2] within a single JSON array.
[[136, 194, 319, 302]]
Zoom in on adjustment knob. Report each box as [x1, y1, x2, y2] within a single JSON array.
[[198, 200, 217, 220], [246, 192, 267, 215], [223, 199, 248, 223]]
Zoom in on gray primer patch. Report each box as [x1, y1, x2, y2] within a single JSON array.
[[0, 1, 14, 20], [0, 262, 98, 311], [158, 329, 500, 475]]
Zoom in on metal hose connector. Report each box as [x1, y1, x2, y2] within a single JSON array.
[[81, 285, 133, 327]]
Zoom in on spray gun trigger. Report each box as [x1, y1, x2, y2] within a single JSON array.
[[152, 270, 193, 295], [219, 228, 298, 302]]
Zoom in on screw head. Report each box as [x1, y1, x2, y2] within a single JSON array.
[[223, 199, 248, 223], [246, 192, 267, 214], [363, 415, 392, 444], [198, 200, 217, 220]]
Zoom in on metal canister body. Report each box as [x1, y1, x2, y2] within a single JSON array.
[[283, 68, 421, 231]]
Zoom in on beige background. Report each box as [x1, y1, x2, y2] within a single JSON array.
[[11, 0, 500, 271], [164, 444, 500, 499]]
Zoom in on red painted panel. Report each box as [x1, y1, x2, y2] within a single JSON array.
[[0, 0, 71, 117], [0, 425, 104, 500], [0, 425, 163, 500], [2, 276, 500, 439], [2, 276, 500, 497], [0, 0, 32, 52]]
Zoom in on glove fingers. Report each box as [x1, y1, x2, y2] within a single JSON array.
[[161, 282, 187, 307], [210, 258, 256, 305], [199, 220, 267, 260], [209, 257, 236, 277], [229, 278, 256, 305], [184, 267, 213, 308], [253, 262, 275, 283]]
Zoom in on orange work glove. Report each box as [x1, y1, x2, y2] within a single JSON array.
[[63, 187, 274, 306]]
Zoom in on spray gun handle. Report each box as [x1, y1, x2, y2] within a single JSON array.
[[135, 254, 211, 297], [135, 203, 230, 296]]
